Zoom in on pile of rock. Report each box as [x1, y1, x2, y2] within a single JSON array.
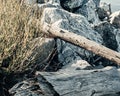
[[9, 0, 120, 96]]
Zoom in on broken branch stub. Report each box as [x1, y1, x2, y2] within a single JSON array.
[[41, 23, 120, 66]]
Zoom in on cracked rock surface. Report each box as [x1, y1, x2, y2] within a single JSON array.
[[10, 66, 120, 96], [36, 66, 120, 96]]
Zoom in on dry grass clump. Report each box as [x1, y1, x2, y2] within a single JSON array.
[[0, 0, 43, 72]]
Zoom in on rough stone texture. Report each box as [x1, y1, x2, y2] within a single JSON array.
[[19, 38, 55, 71], [41, 7, 103, 66], [67, 60, 93, 70], [10, 66, 120, 96], [100, 2, 112, 15], [99, 2, 112, 21], [93, 0, 100, 7], [25, 0, 101, 25], [9, 78, 58, 96], [60, 0, 100, 11], [36, 66, 120, 96], [60, 0, 84, 12], [115, 29, 120, 52], [96, 7, 109, 21], [60, 0, 100, 24], [93, 21, 119, 66], [75, 0, 100, 24], [110, 11, 120, 28], [94, 21, 118, 51]]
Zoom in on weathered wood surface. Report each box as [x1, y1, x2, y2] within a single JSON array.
[[36, 67, 120, 96], [41, 23, 120, 66]]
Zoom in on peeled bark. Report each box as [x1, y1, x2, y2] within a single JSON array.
[[41, 23, 120, 66]]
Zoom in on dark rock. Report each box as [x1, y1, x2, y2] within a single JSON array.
[[94, 21, 118, 50], [37, 0, 45, 4], [93, 21, 118, 66], [9, 78, 43, 96], [36, 66, 120, 96], [9, 77, 59, 96], [96, 7, 109, 21], [110, 11, 120, 28], [100, 2, 112, 16], [60, 0, 84, 12], [116, 29, 120, 52], [60, 0, 100, 12], [75, 0, 100, 24], [60, 0, 100, 24]]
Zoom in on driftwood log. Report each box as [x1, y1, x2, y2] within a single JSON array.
[[41, 23, 120, 66]]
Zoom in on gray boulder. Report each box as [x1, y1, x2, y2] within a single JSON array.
[[60, 0, 100, 24], [76, 0, 100, 24], [100, 2, 112, 15], [62, 60, 94, 70], [60, 0, 84, 12], [93, 0, 100, 7], [96, 7, 109, 21], [41, 7, 103, 66], [36, 66, 120, 96], [93, 22, 118, 66], [110, 11, 120, 28], [10, 65, 120, 96], [60, 0, 100, 11], [115, 29, 120, 52], [94, 21, 118, 51], [9, 78, 58, 96]]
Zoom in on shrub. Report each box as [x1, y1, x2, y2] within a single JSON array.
[[0, 0, 43, 72]]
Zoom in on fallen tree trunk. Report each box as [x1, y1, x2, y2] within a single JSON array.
[[41, 23, 120, 66]]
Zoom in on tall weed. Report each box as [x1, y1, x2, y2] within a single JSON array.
[[0, 0, 43, 72]]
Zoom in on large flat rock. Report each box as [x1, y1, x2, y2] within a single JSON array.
[[36, 67, 120, 96]]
